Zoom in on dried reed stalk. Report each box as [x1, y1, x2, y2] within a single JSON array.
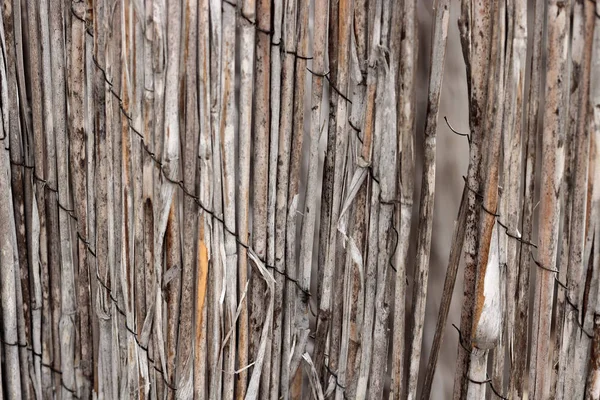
[[555, 2, 596, 398], [453, 1, 492, 397], [500, 0, 526, 392], [405, 2, 449, 398], [390, 0, 417, 398], [529, 1, 570, 398], [274, 0, 297, 396], [267, 0, 284, 398], [0, 13, 22, 396], [250, 0, 271, 393]]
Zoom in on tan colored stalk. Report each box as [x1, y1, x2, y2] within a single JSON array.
[[151, 0, 181, 395], [236, 0, 256, 395], [314, 0, 339, 384], [126, 0, 147, 396], [250, 0, 271, 392], [405, 2, 449, 399], [274, 0, 297, 396], [585, 28, 600, 390], [553, 3, 584, 397], [165, 201, 182, 398], [208, 0, 224, 397], [177, 0, 200, 396], [283, 0, 310, 390], [195, 0, 212, 397], [453, 1, 492, 397], [317, 0, 338, 320], [501, 0, 527, 390], [529, 1, 570, 398], [582, 145, 599, 398], [105, 5, 125, 387], [3, 1, 34, 395], [220, 2, 238, 397], [314, 0, 352, 381], [421, 185, 468, 400], [109, 3, 127, 386], [119, 12, 137, 386], [141, 0, 157, 395], [368, 8, 399, 398], [49, 0, 78, 396], [360, 3, 392, 394], [245, 250, 276, 399], [588, 314, 600, 400], [25, 0, 52, 393], [0, 14, 22, 396], [39, 0, 63, 392], [508, 0, 543, 397], [391, 0, 417, 397], [335, 0, 370, 396], [556, 2, 595, 398], [469, 1, 506, 396], [468, 2, 507, 397], [355, 173, 380, 399], [69, 2, 93, 396], [291, 0, 328, 381], [266, 0, 284, 398]]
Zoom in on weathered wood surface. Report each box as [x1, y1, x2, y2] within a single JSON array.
[[0, 1, 598, 399]]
